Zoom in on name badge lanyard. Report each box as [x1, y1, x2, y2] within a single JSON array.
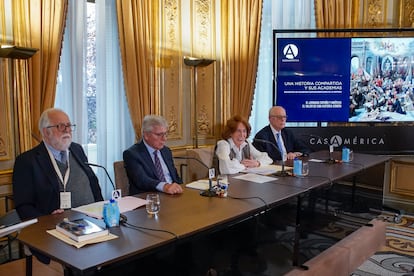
[[47, 149, 71, 191]]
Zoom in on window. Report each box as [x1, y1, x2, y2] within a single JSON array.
[[55, 0, 134, 199], [250, 0, 316, 133]]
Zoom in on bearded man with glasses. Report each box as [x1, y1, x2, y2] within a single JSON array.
[[13, 108, 103, 220], [12, 108, 103, 264], [123, 114, 183, 195]]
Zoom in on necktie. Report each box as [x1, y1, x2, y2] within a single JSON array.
[[60, 151, 67, 165], [276, 133, 284, 157], [153, 151, 166, 182]]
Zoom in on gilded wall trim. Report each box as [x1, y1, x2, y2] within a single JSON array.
[[160, 0, 184, 141], [192, 0, 216, 140], [157, 0, 218, 147], [390, 159, 414, 197], [400, 0, 414, 27], [364, 0, 388, 27]]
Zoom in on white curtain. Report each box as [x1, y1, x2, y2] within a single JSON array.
[[250, 0, 315, 135], [94, 0, 134, 199], [55, 0, 134, 200], [55, 0, 88, 144]]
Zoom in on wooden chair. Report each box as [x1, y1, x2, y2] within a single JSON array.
[[186, 146, 215, 182], [113, 161, 129, 197]]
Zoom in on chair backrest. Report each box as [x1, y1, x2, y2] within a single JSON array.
[[186, 146, 215, 182], [113, 161, 130, 196]]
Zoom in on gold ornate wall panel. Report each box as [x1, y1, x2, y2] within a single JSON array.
[[191, 0, 216, 142], [383, 157, 414, 213], [159, 0, 184, 141], [363, 0, 389, 27], [157, 0, 218, 148], [399, 0, 414, 27], [389, 159, 414, 197], [362, 0, 414, 28]]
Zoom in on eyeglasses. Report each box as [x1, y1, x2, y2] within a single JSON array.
[[46, 123, 76, 132], [151, 132, 168, 138], [270, 115, 288, 120]]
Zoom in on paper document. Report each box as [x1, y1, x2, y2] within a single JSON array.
[[241, 164, 292, 175], [233, 173, 277, 183], [186, 179, 216, 191], [72, 196, 148, 219], [47, 229, 117, 248], [309, 158, 325, 163]]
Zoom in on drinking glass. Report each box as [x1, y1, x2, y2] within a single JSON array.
[[216, 175, 229, 197], [217, 174, 228, 185], [348, 150, 354, 162], [301, 161, 309, 176], [146, 193, 160, 215]]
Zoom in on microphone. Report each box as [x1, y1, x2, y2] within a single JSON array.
[[327, 145, 336, 164], [85, 162, 116, 190], [253, 138, 289, 177], [301, 134, 339, 164], [173, 156, 210, 170], [173, 156, 217, 197]]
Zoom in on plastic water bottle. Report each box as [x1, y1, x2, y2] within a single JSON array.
[[103, 199, 120, 227], [342, 147, 350, 162], [293, 158, 302, 176]]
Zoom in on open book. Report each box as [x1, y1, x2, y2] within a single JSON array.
[[56, 218, 108, 242]]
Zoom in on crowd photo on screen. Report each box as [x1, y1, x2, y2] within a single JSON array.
[[349, 37, 414, 122]]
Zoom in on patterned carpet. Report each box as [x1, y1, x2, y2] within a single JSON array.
[[352, 214, 414, 276], [382, 215, 414, 256]]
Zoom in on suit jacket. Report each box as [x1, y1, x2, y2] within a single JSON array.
[[12, 142, 103, 220], [253, 125, 310, 162], [123, 141, 183, 195]]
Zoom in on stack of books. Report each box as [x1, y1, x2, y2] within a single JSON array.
[[56, 218, 109, 242]]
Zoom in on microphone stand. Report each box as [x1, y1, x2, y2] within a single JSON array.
[[302, 134, 337, 164], [326, 144, 338, 164], [174, 156, 217, 197], [200, 172, 217, 197], [254, 138, 289, 177], [85, 162, 116, 190], [274, 159, 290, 177]]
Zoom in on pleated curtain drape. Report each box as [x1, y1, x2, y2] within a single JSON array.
[[1, 0, 68, 149], [220, 0, 263, 121], [116, 0, 157, 141], [314, 0, 360, 29], [28, 0, 68, 145]]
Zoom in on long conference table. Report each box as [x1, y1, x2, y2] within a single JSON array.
[[17, 151, 390, 275]]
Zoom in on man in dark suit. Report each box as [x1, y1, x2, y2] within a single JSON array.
[[12, 108, 103, 263], [123, 115, 183, 195], [253, 106, 310, 162]]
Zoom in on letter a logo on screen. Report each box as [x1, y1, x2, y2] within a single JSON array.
[[283, 44, 298, 60]]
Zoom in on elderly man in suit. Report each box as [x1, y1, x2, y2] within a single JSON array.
[[253, 106, 310, 162], [123, 115, 183, 195], [12, 108, 103, 263]]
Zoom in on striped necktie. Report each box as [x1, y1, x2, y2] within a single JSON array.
[[153, 151, 166, 182]]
